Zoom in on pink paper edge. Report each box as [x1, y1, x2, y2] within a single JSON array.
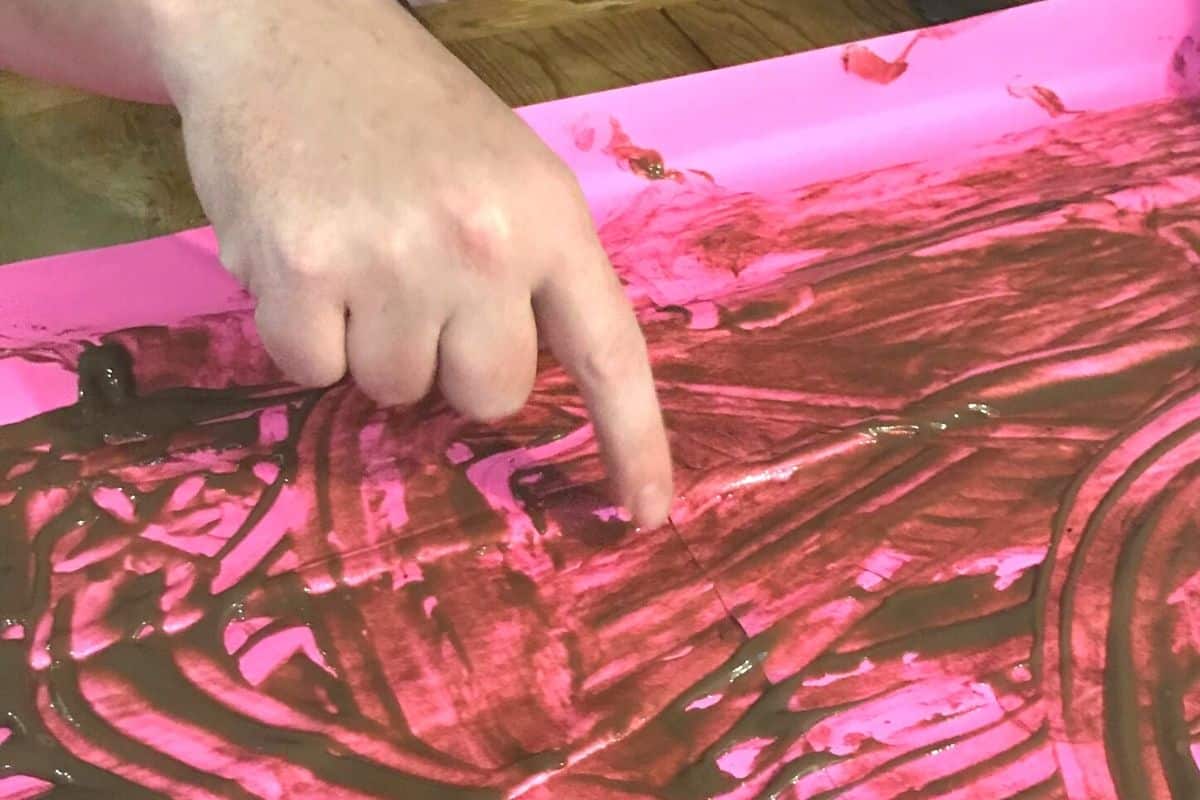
[[0, 0, 1195, 342]]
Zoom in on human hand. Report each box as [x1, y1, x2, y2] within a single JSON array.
[[157, 0, 673, 527]]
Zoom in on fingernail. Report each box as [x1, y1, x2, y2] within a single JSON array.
[[633, 483, 670, 530]]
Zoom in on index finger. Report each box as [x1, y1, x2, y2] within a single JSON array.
[[534, 245, 673, 529]]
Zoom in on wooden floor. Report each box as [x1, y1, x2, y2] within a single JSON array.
[[0, 0, 934, 263]]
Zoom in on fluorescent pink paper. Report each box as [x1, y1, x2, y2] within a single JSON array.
[[2, 1, 1200, 798]]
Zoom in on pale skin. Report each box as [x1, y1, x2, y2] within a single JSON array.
[[0, 0, 673, 527]]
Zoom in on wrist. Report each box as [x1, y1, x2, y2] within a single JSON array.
[[147, 0, 418, 105], [145, 0, 268, 108]]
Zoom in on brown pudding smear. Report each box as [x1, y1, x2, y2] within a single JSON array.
[[3, 99, 1200, 798]]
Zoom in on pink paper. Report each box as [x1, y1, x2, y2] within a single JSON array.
[[2, 1, 1200, 797]]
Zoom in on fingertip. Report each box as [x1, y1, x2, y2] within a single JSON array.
[[354, 372, 432, 408], [631, 475, 673, 530], [279, 338, 347, 388], [444, 385, 531, 424], [535, 249, 675, 526], [255, 295, 348, 388], [622, 411, 674, 529], [437, 297, 537, 424], [288, 358, 347, 389], [344, 293, 441, 408], [348, 328, 437, 407]]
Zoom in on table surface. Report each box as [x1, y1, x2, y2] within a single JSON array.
[[0, 0, 1006, 263]]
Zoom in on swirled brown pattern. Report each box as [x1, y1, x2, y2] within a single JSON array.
[[2, 98, 1200, 799]]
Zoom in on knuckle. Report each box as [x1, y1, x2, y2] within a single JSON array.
[[298, 360, 347, 389], [349, 340, 435, 407], [272, 347, 345, 389], [545, 159, 585, 199], [380, 221, 421, 266], [459, 385, 529, 423], [276, 230, 339, 282], [543, 161, 593, 221], [542, 162, 601, 243], [446, 195, 514, 268], [445, 351, 534, 423], [356, 372, 430, 408], [255, 315, 345, 389]]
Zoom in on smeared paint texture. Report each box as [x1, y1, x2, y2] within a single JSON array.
[[1007, 82, 1079, 117], [841, 34, 924, 85], [3, 98, 1200, 799], [591, 118, 715, 185], [604, 118, 684, 181]]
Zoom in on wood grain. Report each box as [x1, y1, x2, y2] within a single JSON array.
[[666, 0, 924, 67], [446, 9, 714, 106], [0, 95, 202, 262], [412, 0, 692, 42]]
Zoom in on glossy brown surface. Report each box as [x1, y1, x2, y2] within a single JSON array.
[[2, 92, 1199, 799]]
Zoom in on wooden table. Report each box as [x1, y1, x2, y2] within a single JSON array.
[[0, 0, 935, 263]]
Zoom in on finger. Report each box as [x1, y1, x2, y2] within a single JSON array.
[[534, 247, 672, 529], [438, 291, 537, 423], [254, 288, 347, 388], [346, 292, 440, 407]]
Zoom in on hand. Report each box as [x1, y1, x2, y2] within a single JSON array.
[[156, 0, 673, 527]]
